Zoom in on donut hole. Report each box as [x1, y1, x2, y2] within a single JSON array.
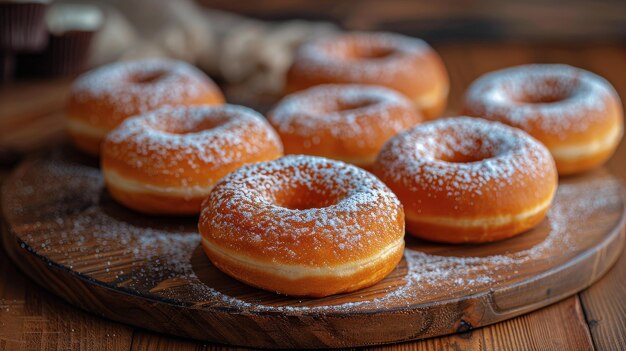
[[436, 136, 501, 164], [162, 119, 227, 135], [439, 149, 495, 163], [263, 169, 351, 211], [131, 69, 168, 84], [306, 95, 378, 116], [508, 77, 578, 104], [146, 113, 230, 135], [272, 183, 346, 210], [328, 41, 396, 61], [277, 191, 339, 210], [351, 46, 395, 60], [334, 98, 377, 112]]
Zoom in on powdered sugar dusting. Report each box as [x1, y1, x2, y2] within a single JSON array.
[[192, 176, 622, 311], [103, 105, 283, 181], [4, 151, 623, 313], [200, 155, 404, 263], [70, 58, 221, 123], [375, 117, 554, 196], [269, 84, 420, 144], [464, 64, 619, 139], [292, 32, 433, 81]]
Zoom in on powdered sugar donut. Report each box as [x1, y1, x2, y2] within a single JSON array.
[[101, 105, 283, 215], [286, 32, 449, 120], [464, 64, 623, 175], [374, 117, 558, 243], [199, 155, 405, 297], [67, 58, 224, 156], [268, 84, 422, 169]]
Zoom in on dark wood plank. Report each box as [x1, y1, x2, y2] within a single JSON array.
[[357, 296, 593, 351], [130, 331, 205, 351], [0, 231, 134, 351], [579, 245, 626, 351], [576, 44, 626, 351], [0, 170, 134, 351]]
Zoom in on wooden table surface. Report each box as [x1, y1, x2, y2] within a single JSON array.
[[0, 43, 624, 351]]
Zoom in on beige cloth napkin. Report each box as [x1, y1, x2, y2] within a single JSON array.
[[86, 0, 337, 97]]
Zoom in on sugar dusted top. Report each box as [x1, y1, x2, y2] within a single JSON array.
[[300, 32, 431, 63], [287, 32, 447, 97], [269, 84, 420, 140], [68, 58, 223, 126], [375, 117, 556, 212], [200, 155, 404, 265], [464, 64, 620, 138], [102, 104, 283, 184]]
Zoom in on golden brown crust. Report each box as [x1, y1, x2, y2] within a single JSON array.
[[198, 156, 405, 296], [67, 59, 224, 156], [101, 105, 283, 215], [105, 183, 206, 215], [374, 117, 558, 244], [463, 64, 623, 175], [286, 32, 449, 120], [202, 238, 404, 297], [404, 206, 551, 244], [268, 84, 423, 169]]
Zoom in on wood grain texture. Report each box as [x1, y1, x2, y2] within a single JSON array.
[[130, 331, 206, 351], [1, 146, 624, 348], [579, 251, 626, 351], [0, 229, 134, 351], [354, 296, 593, 351], [572, 44, 626, 351]]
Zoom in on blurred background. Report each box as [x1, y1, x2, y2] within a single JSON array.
[[1, 0, 625, 167], [200, 0, 626, 41]]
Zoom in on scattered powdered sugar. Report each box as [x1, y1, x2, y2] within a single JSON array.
[[268, 84, 420, 145], [70, 58, 219, 121], [103, 105, 282, 180], [193, 176, 621, 312], [464, 64, 619, 139], [292, 32, 434, 81], [375, 117, 554, 197], [4, 152, 623, 313], [200, 155, 403, 263], [5, 156, 200, 283]]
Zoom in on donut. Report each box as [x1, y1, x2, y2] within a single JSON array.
[[67, 58, 224, 156], [463, 64, 623, 175], [286, 32, 449, 120], [101, 105, 283, 215], [199, 155, 405, 297], [268, 84, 422, 169], [374, 117, 558, 244]]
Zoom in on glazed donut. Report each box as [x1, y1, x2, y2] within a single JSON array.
[[268, 84, 422, 169], [464, 64, 623, 175], [286, 32, 449, 120], [101, 105, 283, 215], [199, 155, 405, 297], [67, 58, 224, 156], [374, 117, 558, 244]]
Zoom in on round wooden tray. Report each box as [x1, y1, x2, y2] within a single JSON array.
[[2, 146, 625, 349]]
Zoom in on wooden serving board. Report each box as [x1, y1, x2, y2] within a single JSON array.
[[2, 146, 625, 349]]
